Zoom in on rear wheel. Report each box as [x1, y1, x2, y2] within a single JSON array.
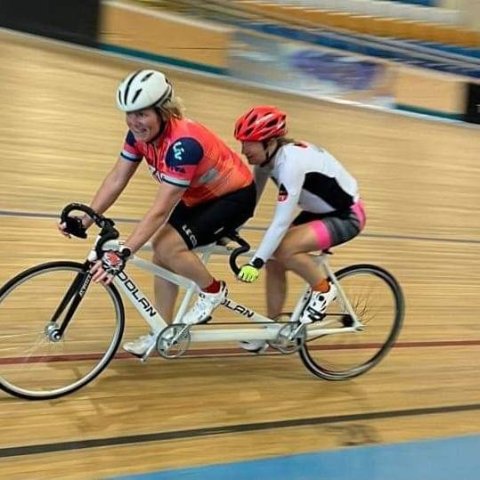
[[299, 264, 404, 380], [0, 261, 125, 400]]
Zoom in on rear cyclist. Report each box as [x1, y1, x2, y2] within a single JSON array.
[[233, 105, 366, 351]]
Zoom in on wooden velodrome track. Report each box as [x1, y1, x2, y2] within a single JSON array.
[[0, 28, 480, 479]]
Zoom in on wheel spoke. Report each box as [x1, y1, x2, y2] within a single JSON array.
[[0, 262, 124, 399], [300, 264, 404, 380]]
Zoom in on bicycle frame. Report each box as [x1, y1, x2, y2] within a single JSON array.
[[95, 239, 364, 360], [0, 203, 399, 400]]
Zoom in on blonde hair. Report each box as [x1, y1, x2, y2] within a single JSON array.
[[157, 96, 185, 121]]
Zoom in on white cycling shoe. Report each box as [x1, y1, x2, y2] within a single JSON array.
[[299, 284, 337, 324], [239, 340, 269, 354], [123, 283, 227, 357], [123, 333, 155, 357], [182, 281, 227, 325]]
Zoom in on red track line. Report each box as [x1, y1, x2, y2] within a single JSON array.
[[0, 339, 478, 365]]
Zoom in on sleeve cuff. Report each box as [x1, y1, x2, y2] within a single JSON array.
[[251, 258, 265, 269]]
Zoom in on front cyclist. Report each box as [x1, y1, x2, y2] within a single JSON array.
[[59, 69, 256, 356], [233, 106, 366, 352]]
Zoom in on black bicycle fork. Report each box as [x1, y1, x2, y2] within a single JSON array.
[[48, 261, 93, 339]]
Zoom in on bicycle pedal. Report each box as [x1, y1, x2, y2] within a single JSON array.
[[272, 322, 306, 354]]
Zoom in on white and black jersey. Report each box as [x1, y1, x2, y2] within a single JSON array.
[[252, 142, 359, 264]]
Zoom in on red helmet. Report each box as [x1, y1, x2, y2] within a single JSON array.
[[234, 106, 287, 141]]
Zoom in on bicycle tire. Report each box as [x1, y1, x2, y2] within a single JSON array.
[[0, 261, 125, 400], [299, 264, 404, 380]]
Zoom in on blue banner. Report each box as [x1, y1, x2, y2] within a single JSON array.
[[229, 30, 395, 106]]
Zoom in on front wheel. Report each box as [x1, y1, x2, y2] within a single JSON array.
[[299, 264, 404, 380], [0, 261, 125, 400]]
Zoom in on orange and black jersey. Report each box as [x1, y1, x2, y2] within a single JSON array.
[[120, 117, 252, 206]]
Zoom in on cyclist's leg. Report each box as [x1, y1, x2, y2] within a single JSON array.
[[281, 203, 366, 280], [149, 202, 200, 323], [123, 221, 221, 356], [274, 227, 337, 324], [124, 221, 223, 355], [151, 224, 225, 327], [265, 259, 287, 319], [168, 184, 256, 324], [275, 204, 366, 322], [274, 225, 326, 285], [122, 226, 183, 354], [153, 224, 217, 290]]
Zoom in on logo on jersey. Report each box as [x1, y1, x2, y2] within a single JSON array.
[[169, 142, 187, 173], [173, 141, 185, 159], [166, 138, 203, 169], [278, 183, 288, 202]]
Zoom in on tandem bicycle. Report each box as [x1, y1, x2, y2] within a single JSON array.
[[0, 203, 404, 400]]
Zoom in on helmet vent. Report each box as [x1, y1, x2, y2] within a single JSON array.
[[122, 70, 141, 105], [141, 71, 154, 82], [131, 89, 142, 105]]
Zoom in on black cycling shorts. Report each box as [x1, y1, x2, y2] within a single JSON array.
[[168, 182, 256, 249]]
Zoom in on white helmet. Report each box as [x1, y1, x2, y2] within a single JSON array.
[[116, 69, 173, 112]]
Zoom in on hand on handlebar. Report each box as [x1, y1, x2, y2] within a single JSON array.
[[90, 247, 131, 285], [58, 216, 87, 239], [59, 203, 125, 285], [237, 264, 260, 283]]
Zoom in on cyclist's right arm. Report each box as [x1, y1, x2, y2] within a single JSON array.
[[60, 130, 142, 236], [58, 156, 140, 235]]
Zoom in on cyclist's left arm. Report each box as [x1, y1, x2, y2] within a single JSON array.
[[90, 182, 185, 284], [250, 162, 303, 267], [123, 182, 185, 253]]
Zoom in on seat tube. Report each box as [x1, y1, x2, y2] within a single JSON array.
[[321, 256, 359, 323], [173, 283, 197, 323]]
